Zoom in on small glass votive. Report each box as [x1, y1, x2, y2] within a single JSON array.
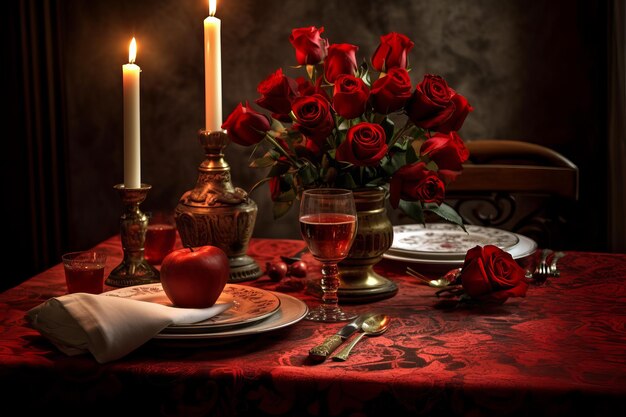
[[144, 211, 177, 265], [62, 251, 107, 294]]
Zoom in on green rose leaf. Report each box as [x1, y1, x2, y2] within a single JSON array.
[[250, 155, 277, 168], [391, 137, 409, 151], [425, 160, 438, 171], [381, 117, 395, 145], [298, 163, 319, 185], [267, 163, 285, 178], [275, 187, 296, 203], [273, 201, 293, 219], [335, 172, 357, 189], [380, 152, 406, 176], [270, 118, 285, 132], [399, 200, 425, 224], [424, 203, 467, 231], [405, 142, 419, 164]]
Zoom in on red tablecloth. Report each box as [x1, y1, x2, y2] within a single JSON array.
[[1, 237, 625, 416]]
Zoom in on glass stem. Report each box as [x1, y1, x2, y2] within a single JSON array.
[[320, 262, 340, 309]]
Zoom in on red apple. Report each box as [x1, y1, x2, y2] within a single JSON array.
[[160, 245, 229, 308]]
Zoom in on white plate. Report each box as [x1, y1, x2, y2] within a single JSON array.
[[388, 223, 520, 260], [383, 232, 537, 268], [104, 283, 281, 332], [153, 291, 308, 340]]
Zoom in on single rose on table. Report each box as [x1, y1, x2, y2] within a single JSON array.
[[437, 245, 529, 305]]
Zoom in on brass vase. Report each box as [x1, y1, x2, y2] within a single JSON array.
[[338, 187, 398, 302]]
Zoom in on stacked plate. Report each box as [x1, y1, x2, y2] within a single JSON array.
[[103, 283, 308, 340], [383, 223, 537, 270]]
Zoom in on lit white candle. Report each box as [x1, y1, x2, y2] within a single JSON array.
[[122, 37, 141, 189], [204, 0, 222, 132]]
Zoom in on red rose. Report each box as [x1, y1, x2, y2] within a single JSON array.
[[324, 43, 359, 83], [289, 26, 328, 65], [336, 122, 388, 167], [371, 32, 414, 72], [332, 74, 370, 119], [295, 77, 331, 102], [222, 102, 270, 147], [292, 94, 335, 144], [437, 92, 473, 133], [296, 77, 317, 96], [255, 68, 298, 116], [460, 245, 529, 304], [420, 131, 469, 172], [370, 67, 413, 114], [389, 162, 445, 208], [405, 74, 454, 130], [406, 74, 472, 133]]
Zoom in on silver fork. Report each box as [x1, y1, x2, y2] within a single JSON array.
[[534, 249, 553, 280], [549, 251, 566, 277]]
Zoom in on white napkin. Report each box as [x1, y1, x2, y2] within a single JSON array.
[[26, 293, 233, 363]]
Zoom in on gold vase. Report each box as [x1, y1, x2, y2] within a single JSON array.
[[337, 187, 398, 303]]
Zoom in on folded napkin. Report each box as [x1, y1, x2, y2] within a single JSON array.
[[26, 293, 233, 363]]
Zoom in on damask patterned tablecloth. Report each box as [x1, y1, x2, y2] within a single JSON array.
[[0, 236, 625, 417]]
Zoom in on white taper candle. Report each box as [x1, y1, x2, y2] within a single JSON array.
[[122, 37, 141, 189]]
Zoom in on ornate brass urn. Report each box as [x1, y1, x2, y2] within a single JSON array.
[[175, 130, 262, 282]]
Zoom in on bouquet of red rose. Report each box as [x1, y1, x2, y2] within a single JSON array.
[[223, 26, 473, 224]]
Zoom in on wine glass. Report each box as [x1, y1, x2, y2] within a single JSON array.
[[299, 188, 358, 322]]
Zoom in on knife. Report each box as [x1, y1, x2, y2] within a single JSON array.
[[308, 314, 371, 362]]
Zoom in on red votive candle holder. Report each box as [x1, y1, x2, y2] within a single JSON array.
[[144, 212, 177, 265], [62, 251, 107, 294]]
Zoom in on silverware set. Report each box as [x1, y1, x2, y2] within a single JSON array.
[[308, 313, 391, 362], [533, 249, 566, 281]]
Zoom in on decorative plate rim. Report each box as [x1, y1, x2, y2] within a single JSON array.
[[383, 232, 537, 265], [389, 223, 520, 259], [103, 283, 281, 331], [152, 291, 308, 340]]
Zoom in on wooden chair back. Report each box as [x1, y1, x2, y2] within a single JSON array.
[[445, 139, 579, 249]]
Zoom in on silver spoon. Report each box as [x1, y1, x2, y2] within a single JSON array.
[[406, 266, 461, 288], [331, 314, 391, 361]]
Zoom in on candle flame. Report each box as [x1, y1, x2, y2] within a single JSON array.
[[128, 37, 137, 64], [209, 0, 216, 17]]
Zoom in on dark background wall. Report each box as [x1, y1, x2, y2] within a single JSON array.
[[3, 0, 610, 290]]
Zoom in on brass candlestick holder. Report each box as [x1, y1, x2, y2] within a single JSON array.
[[175, 129, 262, 282], [106, 184, 160, 287]]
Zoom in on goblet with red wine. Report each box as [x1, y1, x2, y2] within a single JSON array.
[[299, 188, 358, 322]]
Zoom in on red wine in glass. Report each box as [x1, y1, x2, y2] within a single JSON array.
[[299, 188, 358, 322], [300, 213, 356, 261]]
